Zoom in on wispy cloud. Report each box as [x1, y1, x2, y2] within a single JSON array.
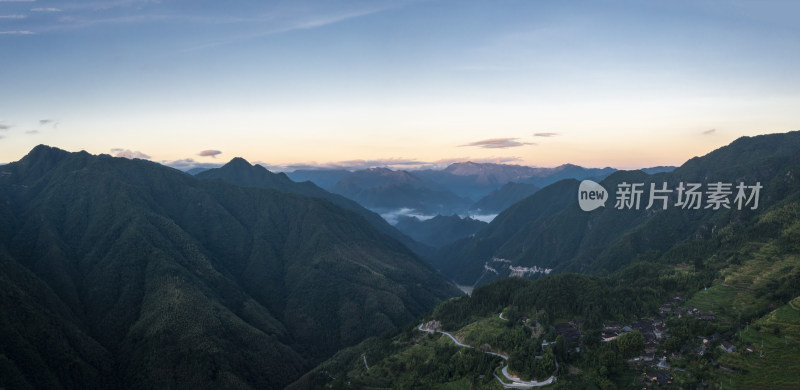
[[111, 148, 151, 159], [163, 158, 196, 168], [0, 14, 27, 19], [25, 130, 39, 134], [703, 128, 716, 135], [39, 119, 58, 128], [0, 0, 35, 2], [198, 149, 222, 158], [460, 138, 534, 149], [0, 30, 34, 34], [0, 124, 11, 131], [182, 4, 398, 52], [5, 1, 402, 46], [533, 132, 558, 137]]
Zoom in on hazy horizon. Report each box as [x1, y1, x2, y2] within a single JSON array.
[[0, 142, 687, 172]]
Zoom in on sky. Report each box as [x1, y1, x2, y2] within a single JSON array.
[[1, 0, 799, 171]]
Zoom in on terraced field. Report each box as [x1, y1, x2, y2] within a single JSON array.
[[717, 297, 800, 389]]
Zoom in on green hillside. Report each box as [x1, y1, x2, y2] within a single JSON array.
[[298, 131, 800, 389]]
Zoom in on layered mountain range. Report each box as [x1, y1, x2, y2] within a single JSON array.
[[3, 131, 797, 389], [286, 162, 630, 217]]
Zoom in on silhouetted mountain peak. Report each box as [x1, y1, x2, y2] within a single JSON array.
[[21, 144, 71, 165], [219, 157, 274, 175], [200, 157, 276, 178], [225, 157, 252, 167], [5, 144, 81, 181]]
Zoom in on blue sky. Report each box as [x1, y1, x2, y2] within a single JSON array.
[[1, 0, 799, 170]]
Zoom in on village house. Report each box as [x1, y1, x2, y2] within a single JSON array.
[[554, 322, 582, 346], [700, 313, 717, 321], [601, 331, 619, 342], [645, 370, 673, 386], [720, 341, 736, 353], [653, 324, 667, 339]]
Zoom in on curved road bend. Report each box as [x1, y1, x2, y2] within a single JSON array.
[[417, 323, 556, 388]]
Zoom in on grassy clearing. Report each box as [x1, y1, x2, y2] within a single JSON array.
[[456, 316, 510, 352]]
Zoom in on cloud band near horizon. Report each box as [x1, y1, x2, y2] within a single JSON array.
[[460, 138, 534, 149]]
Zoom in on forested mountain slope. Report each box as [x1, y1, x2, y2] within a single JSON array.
[[0, 146, 460, 389]]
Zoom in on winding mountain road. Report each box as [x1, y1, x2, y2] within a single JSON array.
[[417, 323, 556, 388]]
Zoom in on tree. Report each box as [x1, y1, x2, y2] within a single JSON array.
[[617, 330, 644, 358], [662, 336, 683, 355], [555, 335, 567, 362]]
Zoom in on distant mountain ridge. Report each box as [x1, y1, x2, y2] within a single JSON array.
[[516, 163, 617, 187], [284, 163, 624, 220], [413, 162, 618, 200], [287, 169, 353, 190], [442, 162, 543, 185], [330, 168, 473, 216], [185, 167, 211, 175]]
